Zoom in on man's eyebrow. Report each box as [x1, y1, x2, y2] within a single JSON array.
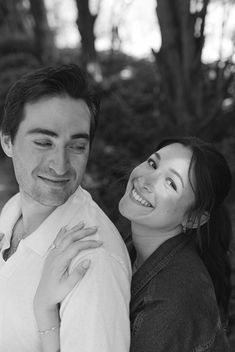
[[27, 128, 90, 140], [27, 128, 58, 137], [71, 133, 90, 140], [169, 168, 185, 188]]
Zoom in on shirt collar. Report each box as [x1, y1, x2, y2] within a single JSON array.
[[0, 193, 22, 252], [0, 187, 93, 257]]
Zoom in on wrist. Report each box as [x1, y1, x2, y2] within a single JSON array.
[[34, 293, 57, 311], [34, 304, 60, 331], [38, 325, 60, 335]]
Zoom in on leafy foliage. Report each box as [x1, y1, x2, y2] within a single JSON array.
[[0, 36, 40, 133], [84, 52, 235, 235]]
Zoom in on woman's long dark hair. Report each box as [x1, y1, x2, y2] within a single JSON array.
[[157, 137, 232, 322]]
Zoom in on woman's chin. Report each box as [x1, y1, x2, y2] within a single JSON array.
[[118, 196, 131, 220]]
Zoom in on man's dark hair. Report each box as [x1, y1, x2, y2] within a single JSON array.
[[1, 64, 100, 143]]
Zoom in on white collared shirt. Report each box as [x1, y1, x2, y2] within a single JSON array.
[[0, 187, 131, 352]]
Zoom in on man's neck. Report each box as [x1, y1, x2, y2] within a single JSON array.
[[20, 191, 57, 236], [3, 192, 57, 261]]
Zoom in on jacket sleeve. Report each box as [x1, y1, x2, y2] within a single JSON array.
[[59, 248, 131, 352], [130, 296, 230, 352], [131, 297, 181, 352]]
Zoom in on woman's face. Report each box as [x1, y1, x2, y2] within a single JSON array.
[[119, 143, 196, 232]]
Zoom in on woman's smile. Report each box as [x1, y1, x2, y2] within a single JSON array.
[[130, 185, 153, 208]]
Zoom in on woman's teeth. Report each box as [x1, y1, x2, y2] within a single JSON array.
[[131, 188, 152, 207]]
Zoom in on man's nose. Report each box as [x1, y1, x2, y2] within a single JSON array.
[[49, 148, 70, 175]]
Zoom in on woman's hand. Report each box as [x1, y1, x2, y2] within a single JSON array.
[[33, 222, 101, 352], [0, 233, 5, 251], [34, 222, 102, 311]]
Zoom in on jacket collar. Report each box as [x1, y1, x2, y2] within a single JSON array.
[[131, 233, 194, 299]]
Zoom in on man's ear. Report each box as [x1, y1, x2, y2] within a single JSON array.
[[0, 132, 13, 157], [182, 211, 210, 230]]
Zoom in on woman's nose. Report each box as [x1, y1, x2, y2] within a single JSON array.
[[138, 176, 154, 193]]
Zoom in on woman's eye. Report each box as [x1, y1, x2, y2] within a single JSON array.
[[147, 158, 157, 169], [166, 178, 177, 191]]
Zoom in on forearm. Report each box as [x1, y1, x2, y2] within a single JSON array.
[[34, 304, 60, 352], [59, 254, 131, 351]]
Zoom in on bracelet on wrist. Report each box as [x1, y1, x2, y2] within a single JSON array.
[[38, 326, 59, 335]]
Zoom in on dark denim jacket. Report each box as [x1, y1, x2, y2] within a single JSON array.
[[129, 233, 230, 352]]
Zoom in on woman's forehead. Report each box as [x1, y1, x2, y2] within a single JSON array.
[[157, 143, 193, 164]]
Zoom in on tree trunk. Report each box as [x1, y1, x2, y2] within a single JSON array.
[[154, 0, 210, 135], [0, 0, 40, 132], [0, 0, 30, 36], [29, 0, 56, 63], [74, 0, 102, 81]]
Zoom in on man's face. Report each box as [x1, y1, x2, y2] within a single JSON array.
[[2, 96, 91, 207]]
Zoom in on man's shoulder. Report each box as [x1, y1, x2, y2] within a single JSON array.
[[89, 198, 131, 275], [72, 188, 132, 276], [75, 187, 120, 235], [0, 193, 20, 215]]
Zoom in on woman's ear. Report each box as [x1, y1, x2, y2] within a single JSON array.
[[182, 211, 210, 230], [198, 212, 210, 227], [0, 133, 13, 157]]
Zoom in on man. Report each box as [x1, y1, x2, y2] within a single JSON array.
[[0, 64, 131, 352]]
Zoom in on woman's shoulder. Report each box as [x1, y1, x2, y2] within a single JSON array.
[[131, 246, 226, 352], [147, 240, 217, 310]]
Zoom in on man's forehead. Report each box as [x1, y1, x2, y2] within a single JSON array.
[[23, 95, 90, 115], [18, 96, 91, 136]]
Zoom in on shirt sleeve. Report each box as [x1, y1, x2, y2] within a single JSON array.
[[59, 248, 131, 352]]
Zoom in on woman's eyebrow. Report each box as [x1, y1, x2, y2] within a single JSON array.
[[154, 152, 161, 160]]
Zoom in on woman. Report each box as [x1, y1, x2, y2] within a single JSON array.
[[34, 137, 232, 351]]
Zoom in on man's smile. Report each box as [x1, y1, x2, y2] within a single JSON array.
[[38, 175, 70, 187]]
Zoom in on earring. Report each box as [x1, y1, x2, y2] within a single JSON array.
[[182, 224, 187, 234]]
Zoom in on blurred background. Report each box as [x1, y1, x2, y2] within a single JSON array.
[[0, 0, 235, 343]]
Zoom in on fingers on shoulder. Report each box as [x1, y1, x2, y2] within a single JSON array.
[[54, 223, 98, 251], [61, 239, 103, 265], [66, 259, 91, 289]]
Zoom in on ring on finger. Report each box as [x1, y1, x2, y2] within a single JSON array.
[[50, 243, 57, 250]]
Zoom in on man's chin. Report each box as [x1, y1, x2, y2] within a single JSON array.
[[35, 191, 74, 207]]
